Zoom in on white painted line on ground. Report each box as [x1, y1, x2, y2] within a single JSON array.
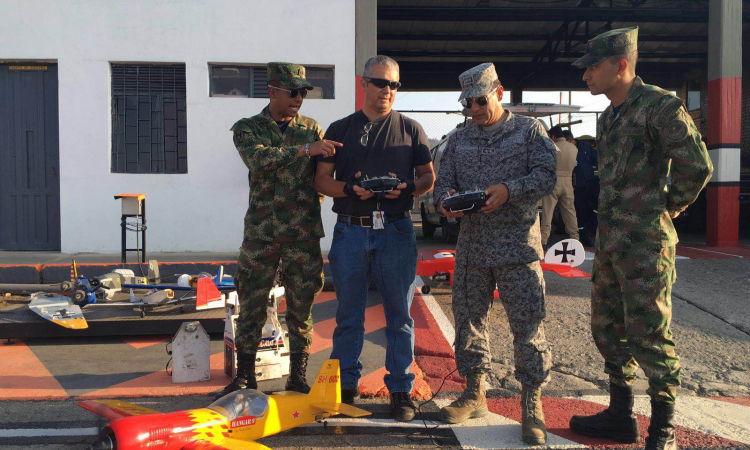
[[0, 427, 100, 438], [414, 277, 455, 348], [433, 399, 580, 449], [679, 246, 744, 258], [576, 395, 750, 445], [586, 251, 689, 261]]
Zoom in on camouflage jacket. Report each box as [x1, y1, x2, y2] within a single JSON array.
[[231, 106, 325, 242], [433, 112, 557, 267], [595, 76, 713, 252]]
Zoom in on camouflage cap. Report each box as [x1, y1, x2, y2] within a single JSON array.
[[267, 62, 313, 90], [572, 26, 638, 69], [458, 63, 499, 101]]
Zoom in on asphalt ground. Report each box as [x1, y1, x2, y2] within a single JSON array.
[[1, 218, 749, 449]]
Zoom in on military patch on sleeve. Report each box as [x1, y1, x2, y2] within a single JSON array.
[[662, 119, 688, 143], [655, 97, 684, 128], [233, 130, 245, 147]]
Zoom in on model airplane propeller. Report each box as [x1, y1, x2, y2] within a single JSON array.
[[79, 359, 370, 450]]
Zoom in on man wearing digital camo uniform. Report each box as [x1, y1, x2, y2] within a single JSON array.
[[569, 27, 713, 450], [433, 62, 557, 445]]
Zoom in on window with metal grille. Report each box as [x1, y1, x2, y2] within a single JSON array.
[[111, 64, 187, 173], [209, 65, 334, 99]]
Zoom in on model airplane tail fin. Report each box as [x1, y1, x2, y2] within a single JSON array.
[[307, 359, 341, 402], [196, 277, 223, 310], [147, 259, 161, 283]]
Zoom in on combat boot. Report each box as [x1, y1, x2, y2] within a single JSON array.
[[214, 354, 257, 400], [521, 385, 547, 445], [645, 400, 676, 450], [285, 352, 311, 394], [569, 382, 640, 443], [438, 371, 488, 424]]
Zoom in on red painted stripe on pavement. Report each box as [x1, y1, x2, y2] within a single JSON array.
[[0, 341, 69, 400], [309, 303, 386, 355], [78, 352, 228, 399], [411, 294, 454, 358], [711, 396, 750, 407], [486, 397, 742, 448], [123, 335, 171, 349], [277, 291, 337, 314]]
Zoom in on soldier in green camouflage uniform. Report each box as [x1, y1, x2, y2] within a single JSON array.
[[215, 62, 342, 399], [568, 28, 713, 450]]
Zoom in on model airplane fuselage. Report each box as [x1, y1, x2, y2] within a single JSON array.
[[79, 359, 369, 450]]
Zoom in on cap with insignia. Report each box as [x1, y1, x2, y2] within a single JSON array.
[[572, 26, 638, 69], [267, 62, 314, 90], [458, 62, 499, 101]]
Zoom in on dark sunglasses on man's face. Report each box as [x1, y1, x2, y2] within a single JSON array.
[[460, 87, 498, 109], [364, 77, 402, 90], [269, 85, 308, 99]]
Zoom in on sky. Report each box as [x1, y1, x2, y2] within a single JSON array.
[[393, 90, 613, 141]]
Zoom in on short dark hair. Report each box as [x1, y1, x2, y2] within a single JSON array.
[[562, 129, 574, 140], [609, 50, 638, 72], [548, 126, 564, 139]]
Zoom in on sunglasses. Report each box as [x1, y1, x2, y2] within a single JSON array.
[[268, 85, 308, 99], [364, 77, 402, 90], [360, 122, 373, 146], [460, 87, 498, 108]]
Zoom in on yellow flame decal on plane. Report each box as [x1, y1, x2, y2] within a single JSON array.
[[188, 409, 231, 441]]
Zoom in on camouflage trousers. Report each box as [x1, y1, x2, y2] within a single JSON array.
[[234, 239, 324, 356], [453, 260, 552, 388], [591, 246, 680, 404]]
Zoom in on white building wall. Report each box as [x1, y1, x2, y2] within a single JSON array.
[[0, 0, 355, 253]]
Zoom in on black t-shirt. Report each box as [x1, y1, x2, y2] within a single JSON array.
[[319, 110, 432, 216], [276, 120, 291, 134]]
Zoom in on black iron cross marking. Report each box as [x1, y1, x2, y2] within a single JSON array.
[[555, 242, 576, 263]]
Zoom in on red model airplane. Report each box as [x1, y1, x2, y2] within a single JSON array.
[[78, 359, 369, 450]]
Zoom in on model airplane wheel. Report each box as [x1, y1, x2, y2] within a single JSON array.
[[60, 281, 73, 292], [89, 278, 102, 289], [421, 285, 431, 294], [73, 290, 86, 302]]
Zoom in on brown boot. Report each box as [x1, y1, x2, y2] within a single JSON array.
[[438, 371, 488, 424], [521, 385, 547, 445]]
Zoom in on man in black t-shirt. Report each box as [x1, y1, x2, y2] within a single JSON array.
[[315, 55, 434, 422]]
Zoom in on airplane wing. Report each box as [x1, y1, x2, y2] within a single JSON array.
[[415, 257, 454, 276], [182, 438, 272, 450], [29, 293, 88, 329], [77, 399, 160, 420], [310, 402, 371, 418]]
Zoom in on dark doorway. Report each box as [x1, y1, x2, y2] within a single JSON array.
[[0, 63, 61, 250]]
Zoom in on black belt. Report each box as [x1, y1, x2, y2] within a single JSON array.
[[337, 212, 410, 228]]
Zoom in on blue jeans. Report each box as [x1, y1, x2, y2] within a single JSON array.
[[329, 217, 417, 394]]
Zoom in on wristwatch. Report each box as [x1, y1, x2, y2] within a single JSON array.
[[304, 143, 311, 157]]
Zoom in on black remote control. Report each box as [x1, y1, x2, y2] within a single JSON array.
[[443, 190, 487, 213], [359, 176, 401, 193]]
